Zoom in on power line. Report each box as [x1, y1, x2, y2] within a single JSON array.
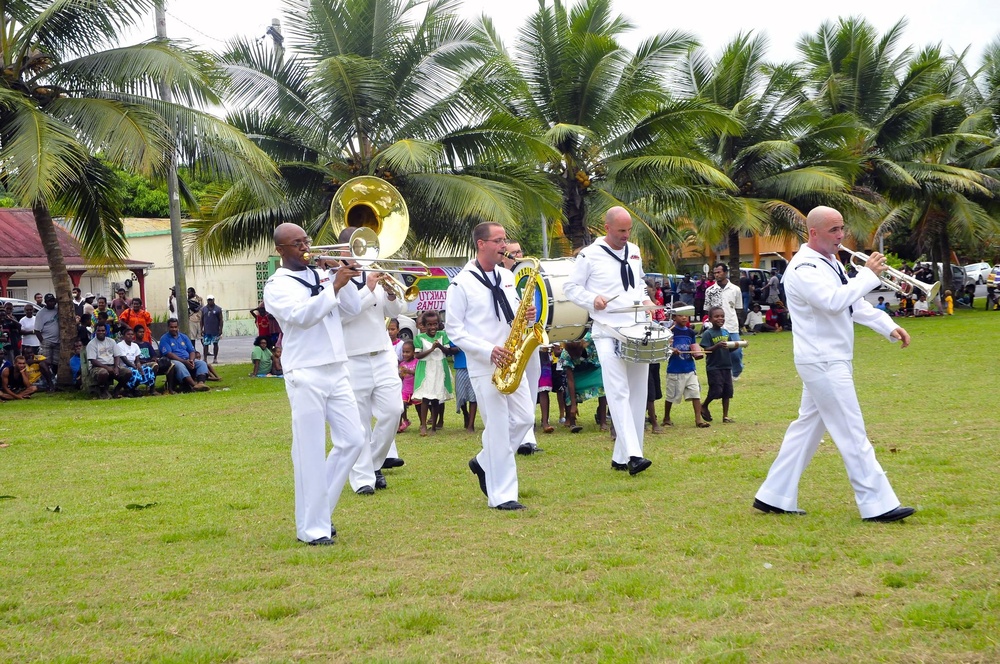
[[164, 9, 228, 44]]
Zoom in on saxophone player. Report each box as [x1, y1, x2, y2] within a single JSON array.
[[565, 207, 654, 475], [446, 222, 536, 510]]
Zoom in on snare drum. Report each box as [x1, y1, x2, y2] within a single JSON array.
[[617, 323, 673, 364], [513, 258, 591, 343]]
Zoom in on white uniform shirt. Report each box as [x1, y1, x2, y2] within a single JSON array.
[[445, 260, 520, 378], [114, 340, 142, 364], [783, 244, 899, 365], [341, 274, 405, 356], [564, 238, 647, 336], [704, 280, 742, 333], [263, 266, 362, 371]]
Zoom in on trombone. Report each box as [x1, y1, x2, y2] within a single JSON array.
[[305, 227, 428, 301], [838, 245, 941, 300]]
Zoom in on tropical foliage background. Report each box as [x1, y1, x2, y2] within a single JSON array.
[[3, 0, 1000, 382]]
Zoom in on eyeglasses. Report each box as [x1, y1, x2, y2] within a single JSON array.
[[278, 236, 312, 249], [484, 238, 508, 244]]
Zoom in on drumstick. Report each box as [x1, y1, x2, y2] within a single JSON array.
[[605, 294, 621, 304]]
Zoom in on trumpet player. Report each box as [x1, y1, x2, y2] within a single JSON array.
[[336, 227, 407, 496], [754, 206, 915, 523], [446, 222, 536, 510], [263, 223, 364, 545]]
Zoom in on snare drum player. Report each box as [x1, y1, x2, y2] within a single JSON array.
[[264, 223, 365, 545], [447, 222, 536, 510], [565, 206, 654, 475], [337, 228, 406, 496], [753, 206, 916, 522]]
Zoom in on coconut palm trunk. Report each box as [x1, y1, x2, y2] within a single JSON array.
[[32, 203, 78, 388]]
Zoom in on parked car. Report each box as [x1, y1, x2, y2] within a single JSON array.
[[964, 261, 993, 285], [915, 262, 967, 291], [396, 313, 417, 341], [987, 265, 1000, 287], [0, 296, 36, 319]]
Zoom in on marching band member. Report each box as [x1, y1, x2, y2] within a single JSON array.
[[500, 241, 543, 455], [338, 227, 406, 496], [754, 206, 916, 522], [565, 207, 654, 475], [446, 222, 536, 510], [263, 223, 365, 545]]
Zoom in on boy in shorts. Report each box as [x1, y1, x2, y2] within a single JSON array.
[[699, 306, 735, 423], [663, 313, 709, 428]]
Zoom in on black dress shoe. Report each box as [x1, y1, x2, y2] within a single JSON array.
[[355, 485, 375, 495], [495, 500, 526, 511], [517, 443, 543, 455], [468, 458, 488, 497], [611, 461, 628, 471], [305, 536, 335, 546], [374, 470, 387, 490], [863, 506, 915, 523], [627, 456, 652, 476], [753, 498, 806, 515], [380, 457, 405, 469]]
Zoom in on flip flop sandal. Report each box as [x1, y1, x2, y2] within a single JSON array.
[[570, 425, 583, 434]]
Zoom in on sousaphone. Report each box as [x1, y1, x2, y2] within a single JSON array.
[[330, 176, 409, 257]]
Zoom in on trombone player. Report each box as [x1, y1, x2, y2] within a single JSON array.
[[336, 227, 407, 496], [753, 206, 916, 523]]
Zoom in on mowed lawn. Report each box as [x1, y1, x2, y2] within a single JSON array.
[[1, 311, 998, 663]]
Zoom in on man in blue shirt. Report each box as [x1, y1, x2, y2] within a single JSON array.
[[159, 318, 210, 392]]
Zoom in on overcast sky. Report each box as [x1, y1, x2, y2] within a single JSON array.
[[147, 0, 997, 66]]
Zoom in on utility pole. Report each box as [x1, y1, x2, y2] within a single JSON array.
[[155, 1, 189, 336], [266, 18, 284, 63], [541, 214, 549, 259]]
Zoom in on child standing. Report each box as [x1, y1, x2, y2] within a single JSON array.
[[412, 311, 454, 436], [944, 289, 954, 315], [663, 313, 709, 428], [398, 340, 417, 432], [700, 306, 735, 423], [452, 345, 478, 433], [387, 318, 404, 361]]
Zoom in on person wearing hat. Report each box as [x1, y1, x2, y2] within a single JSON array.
[[167, 287, 178, 318], [187, 287, 204, 344], [82, 292, 96, 319], [200, 294, 224, 364], [35, 294, 61, 371]]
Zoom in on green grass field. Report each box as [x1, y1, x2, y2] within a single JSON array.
[[2, 311, 999, 662]]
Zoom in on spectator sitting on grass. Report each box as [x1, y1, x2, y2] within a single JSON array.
[[158, 318, 210, 392], [20, 346, 54, 393], [1, 355, 37, 400], [874, 296, 891, 313], [91, 296, 118, 334], [745, 303, 776, 333], [250, 335, 282, 377], [115, 327, 157, 397], [86, 323, 129, 399], [134, 326, 170, 394], [191, 351, 220, 381]]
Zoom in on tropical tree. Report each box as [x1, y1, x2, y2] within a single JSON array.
[[192, 0, 561, 259], [677, 32, 864, 276], [0, 0, 277, 386], [505, 0, 737, 261], [799, 18, 1000, 295]]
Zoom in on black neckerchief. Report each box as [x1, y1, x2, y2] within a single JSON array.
[[469, 260, 514, 324], [285, 267, 323, 297], [816, 255, 853, 315], [599, 244, 635, 290], [352, 271, 367, 290]]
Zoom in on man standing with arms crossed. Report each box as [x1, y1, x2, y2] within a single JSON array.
[[753, 206, 915, 522], [447, 222, 536, 510], [264, 223, 365, 545], [338, 228, 406, 496], [565, 207, 654, 475]]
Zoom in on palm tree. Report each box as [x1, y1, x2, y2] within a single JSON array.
[[0, 0, 277, 386], [192, 0, 561, 260], [799, 19, 1000, 296], [677, 32, 864, 275], [505, 0, 737, 260]]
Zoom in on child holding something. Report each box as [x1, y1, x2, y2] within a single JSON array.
[[412, 310, 455, 436], [663, 314, 709, 428], [699, 306, 735, 424]]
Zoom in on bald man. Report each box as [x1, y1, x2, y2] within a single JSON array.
[[565, 207, 654, 475], [754, 206, 915, 523], [263, 223, 366, 545]]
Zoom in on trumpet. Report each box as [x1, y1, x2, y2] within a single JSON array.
[[305, 227, 431, 278], [838, 245, 941, 300]]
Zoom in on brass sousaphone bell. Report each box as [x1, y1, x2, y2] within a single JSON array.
[[316, 176, 425, 301]]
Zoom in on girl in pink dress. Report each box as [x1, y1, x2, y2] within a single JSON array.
[[398, 341, 417, 432]]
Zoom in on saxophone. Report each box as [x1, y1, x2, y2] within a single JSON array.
[[493, 254, 550, 395]]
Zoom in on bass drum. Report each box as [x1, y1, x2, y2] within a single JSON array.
[[512, 258, 591, 343]]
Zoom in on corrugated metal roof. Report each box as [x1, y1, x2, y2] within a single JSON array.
[[0, 208, 151, 270]]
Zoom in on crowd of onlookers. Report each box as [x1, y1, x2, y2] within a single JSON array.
[[1, 287, 223, 402]]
